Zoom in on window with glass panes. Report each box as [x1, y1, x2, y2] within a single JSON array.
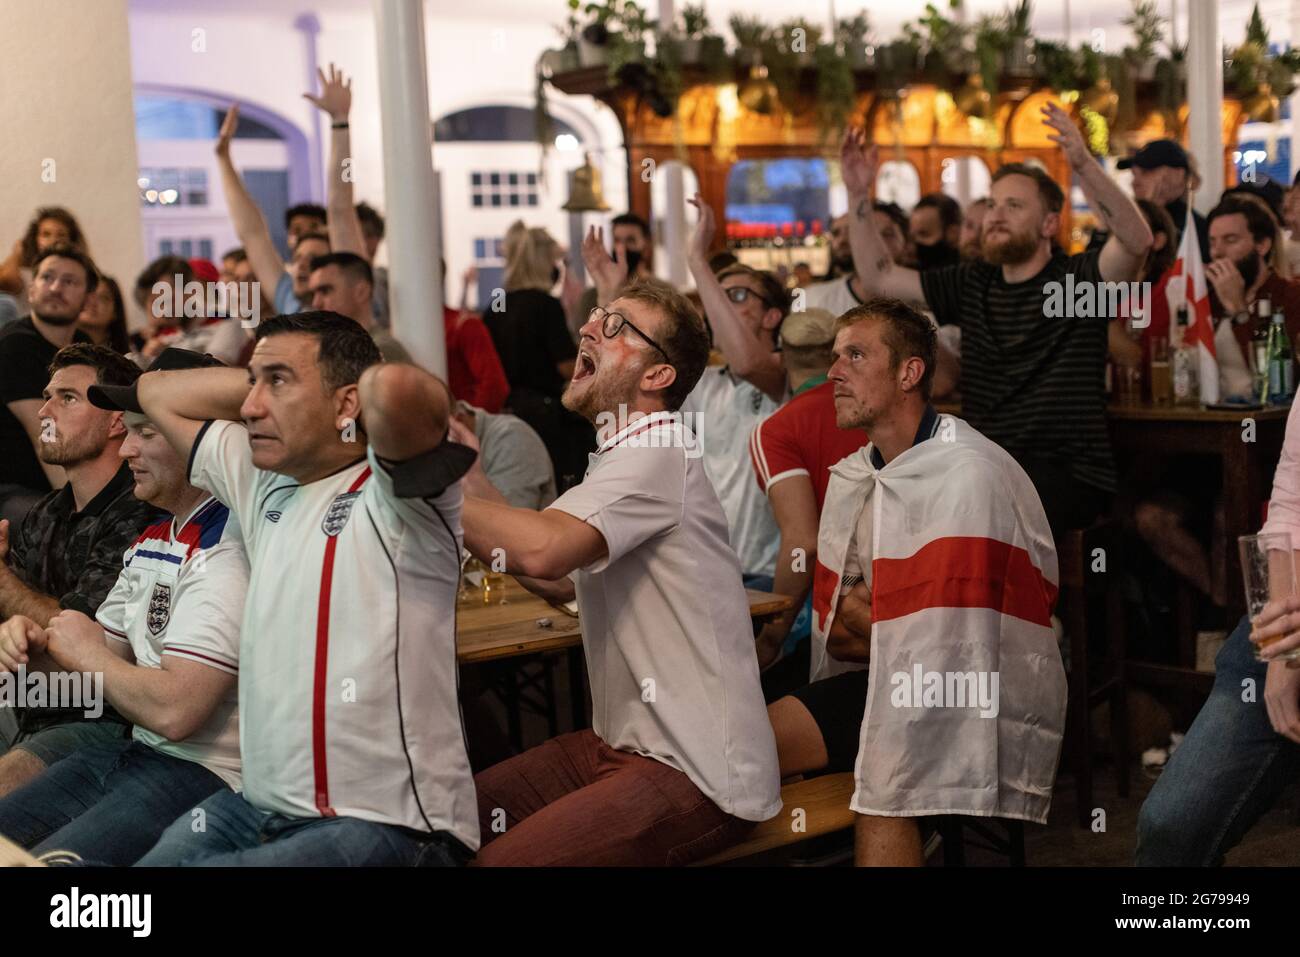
[[469, 171, 539, 208]]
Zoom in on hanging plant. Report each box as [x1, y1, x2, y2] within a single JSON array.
[[1121, 0, 1166, 82], [907, 2, 969, 82], [876, 35, 921, 98], [1034, 39, 1078, 93], [729, 14, 768, 69], [1003, 0, 1036, 78], [974, 14, 1007, 96], [814, 35, 856, 148], [835, 12, 872, 71]]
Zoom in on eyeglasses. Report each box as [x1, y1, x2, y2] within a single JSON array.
[[588, 307, 670, 363], [724, 285, 770, 307]]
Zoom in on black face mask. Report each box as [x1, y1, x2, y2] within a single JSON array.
[[622, 248, 642, 276], [914, 240, 961, 271]]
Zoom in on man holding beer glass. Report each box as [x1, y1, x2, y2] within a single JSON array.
[[1136, 404, 1300, 864]]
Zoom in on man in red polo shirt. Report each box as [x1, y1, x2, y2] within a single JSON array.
[[749, 308, 868, 690]]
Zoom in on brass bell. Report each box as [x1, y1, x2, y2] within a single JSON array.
[[1242, 83, 1280, 123], [562, 153, 610, 212], [1080, 77, 1119, 126], [955, 72, 993, 120]]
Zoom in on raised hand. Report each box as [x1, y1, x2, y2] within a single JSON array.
[[581, 225, 628, 299], [1205, 258, 1249, 314], [839, 127, 878, 196], [303, 62, 353, 122], [687, 192, 715, 264], [1041, 102, 1090, 169], [215, 103, 240, 159]]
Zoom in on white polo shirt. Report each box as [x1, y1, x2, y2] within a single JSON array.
[[680, 367, 781, 578], [189, 419, 479, 850], [548, 411, 782, 822], [95, 496, 246, 789]]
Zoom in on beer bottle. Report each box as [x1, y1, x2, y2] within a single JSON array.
[[1267, 309, 1295, 404]]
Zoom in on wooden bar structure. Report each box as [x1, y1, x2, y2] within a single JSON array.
[[548, 63, 1253, 251]]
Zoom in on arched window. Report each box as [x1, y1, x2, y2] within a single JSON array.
[[134, 92, 305, 261]]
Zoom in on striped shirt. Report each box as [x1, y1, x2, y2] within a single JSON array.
[[920, 251, 1116, 493]]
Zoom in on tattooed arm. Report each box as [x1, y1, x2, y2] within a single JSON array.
[[841, 129, 925, 303], [1041, 102, 1151, 283]]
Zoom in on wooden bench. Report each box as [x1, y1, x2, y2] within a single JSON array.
[[694, 772, 856, 866]]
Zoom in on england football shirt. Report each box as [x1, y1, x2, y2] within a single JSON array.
[[188, 419, 479, 850], [95, 496, 246, 789]]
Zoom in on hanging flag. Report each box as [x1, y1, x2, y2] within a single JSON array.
[[1169, 199, 1219, 404]]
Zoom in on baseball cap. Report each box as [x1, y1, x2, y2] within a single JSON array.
[[779, 308, 837, 349], [88, 347, 224, 414], [1117, 139, 1190, 171]]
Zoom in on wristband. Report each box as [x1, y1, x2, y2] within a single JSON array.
[[331, 121, 349, 129]]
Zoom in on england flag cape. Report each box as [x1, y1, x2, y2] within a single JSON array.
[[813, 414, 1067, 823]]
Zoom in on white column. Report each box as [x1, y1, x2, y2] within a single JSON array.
[[373, 0, 446, 376], [658, 0, 689, 289], [293, 13, 326, 204], [0, 0, 145, 328], [1186, 0, 1224, 214]]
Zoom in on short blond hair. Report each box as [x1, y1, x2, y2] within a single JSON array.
[[503, 220, 559, 292]]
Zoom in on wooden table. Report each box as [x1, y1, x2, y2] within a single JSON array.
[[456, 577, 795, 732]]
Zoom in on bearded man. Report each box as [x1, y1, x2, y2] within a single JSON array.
[[840, 103, 1154, 548], [0, 343, 154, 795]]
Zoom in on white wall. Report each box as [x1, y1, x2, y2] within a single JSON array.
[[127, 3, 626, 295], [0, 0, 145, 323]]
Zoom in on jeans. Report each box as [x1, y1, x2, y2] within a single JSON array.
[[1136, 615, 1300, 865], [136, 789, 470, 867], [0, 740, 228, 865]]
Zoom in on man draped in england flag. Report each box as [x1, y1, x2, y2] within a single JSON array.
[[766, 299, 1067, 866]]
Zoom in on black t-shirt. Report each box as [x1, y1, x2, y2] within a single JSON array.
[[920, 250, 1117, 493], [0, 318, 90, 492], [8, 461, 157, 732], [485, 289, 577, 401]]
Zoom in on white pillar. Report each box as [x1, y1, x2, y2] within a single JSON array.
[[373, 0, 446, 376], [1186, 0, 1224, 214], [0, 0, 145, 328], [293, 13, 326, 204], [658, 0, 689, 289]]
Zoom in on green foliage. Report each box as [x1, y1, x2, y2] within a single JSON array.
[[815, 37, 856, 147], [1246, 2, 1270, 48], [1034, 39, 1079, 92], [728, 14, 768, 50], [680, 3, 709, 39], [835, 12, 871, 47], [1122, 1, 1166, 60]]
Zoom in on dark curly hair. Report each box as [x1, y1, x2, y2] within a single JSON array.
[[20, 207, 87, 266]]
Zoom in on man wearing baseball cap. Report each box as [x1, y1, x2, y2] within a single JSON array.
[[1113, 139, 1210, 261], [0, 348, 251, 864]]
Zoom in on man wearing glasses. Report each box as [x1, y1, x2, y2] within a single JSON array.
[[456, 277, 782, 865], [680, 194, 789, 589]]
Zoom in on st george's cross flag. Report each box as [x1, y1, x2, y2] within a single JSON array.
[[1169, 199, 1220, 403], [811, 414, 1067, 823]]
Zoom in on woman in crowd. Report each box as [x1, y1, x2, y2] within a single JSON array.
[[76, 274, 132, 354], [485, 220, 593, 490], [0, 206, 90, 318]]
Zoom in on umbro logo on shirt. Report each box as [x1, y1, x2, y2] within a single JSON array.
[[265, 510, 282, 523]]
